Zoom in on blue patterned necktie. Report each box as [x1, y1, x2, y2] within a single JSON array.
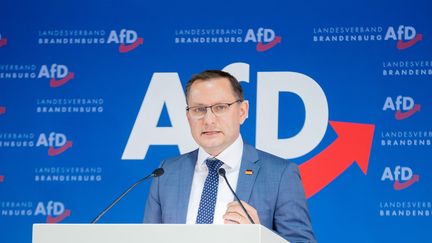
[[196, 158, 224, 224]]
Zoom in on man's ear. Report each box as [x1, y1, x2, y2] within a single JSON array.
[[239, 100, 249, 124]]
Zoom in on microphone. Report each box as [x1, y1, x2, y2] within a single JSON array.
[[218, 168, 255, 224], [91, 168, 164, 223]]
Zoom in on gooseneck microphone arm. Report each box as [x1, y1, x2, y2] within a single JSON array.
[[218, 168, 255, 224], [91, 168, 164, 224]]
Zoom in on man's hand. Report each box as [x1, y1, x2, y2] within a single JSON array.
[[223, 201, 260, 224]]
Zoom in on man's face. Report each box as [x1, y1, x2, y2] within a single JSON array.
[[186, 77, 248, 156]]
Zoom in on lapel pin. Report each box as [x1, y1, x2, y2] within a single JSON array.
[[245, 169, 253, 175]]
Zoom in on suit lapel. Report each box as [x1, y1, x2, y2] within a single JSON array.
[[175, 150, 197, 223], [235, 144, 261, 202]]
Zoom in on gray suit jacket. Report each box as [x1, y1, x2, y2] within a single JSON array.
[[144, 144, 316, 243]]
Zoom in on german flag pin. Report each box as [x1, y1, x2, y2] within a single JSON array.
[[245, 169, 253, 175]]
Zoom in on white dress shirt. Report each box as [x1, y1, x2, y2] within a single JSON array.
[[186, 135, 243, 224]]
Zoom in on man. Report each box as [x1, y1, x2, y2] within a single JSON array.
[[144, 70, 316, 242]]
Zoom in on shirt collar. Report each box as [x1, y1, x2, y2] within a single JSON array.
[[197, 135, 243, 170]]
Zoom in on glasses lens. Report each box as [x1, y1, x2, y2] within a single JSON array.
[[190, 106, 207, 117], [212, 104, 229, 114]]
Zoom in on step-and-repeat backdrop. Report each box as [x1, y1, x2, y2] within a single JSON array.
[[1, 1, 431, 242]]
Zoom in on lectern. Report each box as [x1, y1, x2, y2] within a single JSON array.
[[33, 224, 289, 243]]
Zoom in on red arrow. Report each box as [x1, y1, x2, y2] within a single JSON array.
[[0, 38, 7, 47], [256, 36, 282, 52], [0, 106, 6, 115], [395, 104, 420, 120], [393, 174, 419, 190], [397, 34, 422, 50], [119, 37, 144, 53], [299, 121, 375, 198], [50, 72, 75, 88], [48, 140, 73, 156], [46, 209, 71, 223]]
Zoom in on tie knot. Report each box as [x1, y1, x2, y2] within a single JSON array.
[[205, 158, 223, 172]]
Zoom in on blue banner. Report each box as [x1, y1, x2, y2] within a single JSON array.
[[1, 1, 431, 242]]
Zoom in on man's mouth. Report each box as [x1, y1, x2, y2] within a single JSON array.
[[202, 131, 221, 136]]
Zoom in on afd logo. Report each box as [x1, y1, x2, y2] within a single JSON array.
[[381, 166, 419, 190], [244, 28, 282, 52], [0, 175, 4, 182], [36, 132, 73, 156], [38, 64, 75, 88], [0, 33, 7, 47], [385, 25, 423, 50], [123, 62, 329, 160], [107, 29, 144, 53], [383, 96, 421, 120], [34, 201, 71, 223], [0, 106, 5, 115]]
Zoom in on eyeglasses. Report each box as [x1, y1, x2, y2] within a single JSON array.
[[186, 100, 243, 119]]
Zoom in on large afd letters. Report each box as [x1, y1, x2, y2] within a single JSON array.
[[122, 62, 328, 160]]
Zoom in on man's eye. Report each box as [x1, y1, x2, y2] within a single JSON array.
[[193, 107, 207, 113], [213, 104, 228, 112]]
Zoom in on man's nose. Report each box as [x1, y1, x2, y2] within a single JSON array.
[[202, 107, 217, 123]]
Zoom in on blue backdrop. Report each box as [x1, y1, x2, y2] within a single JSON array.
[[1, 0, 431, 242]]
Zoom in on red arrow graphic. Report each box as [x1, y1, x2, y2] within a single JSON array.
[[393, 174, 419, 190], [0, 38, 7, 47], [256, 36, 282, 52], [46, 209, 71, 223], [0, 106, 6, 115], [397, 34, 422, 50], [119, 37, 144, 53], [50, 72, 75, 88], [299, 121, 375, 198], [48, 141, 73, 156], [395, 104, 421, 120], [0, 175, 4, 182]]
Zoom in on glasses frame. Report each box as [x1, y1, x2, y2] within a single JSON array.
[[186, 99, 243, 119]]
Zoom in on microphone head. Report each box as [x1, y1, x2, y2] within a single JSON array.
[[152, 168, 164, 177], [218, 168, 226, 176]]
